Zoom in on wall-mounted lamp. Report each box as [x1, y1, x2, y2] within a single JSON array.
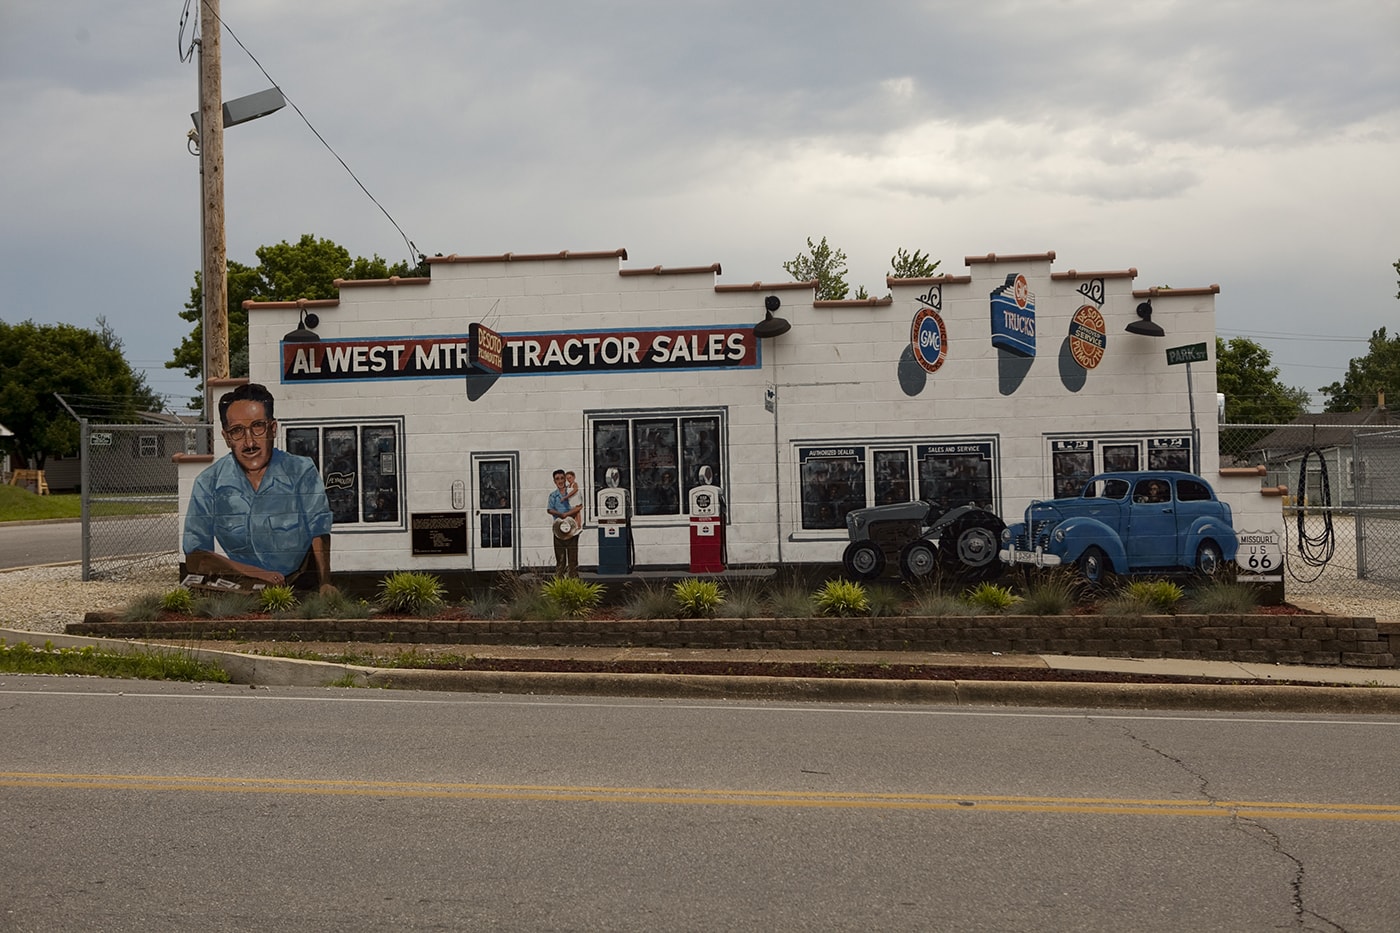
[[1125, 300, 1165, 337], [283, 309, 321, 343], [753, 294, 791, 338]]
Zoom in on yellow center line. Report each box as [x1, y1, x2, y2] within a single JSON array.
[[2, 772, 1397, 821]]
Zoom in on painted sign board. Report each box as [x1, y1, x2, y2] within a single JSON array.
[[989, 273, 1036, 358], [468, 322, 504, 375], [909, 307, 947, 374], [281, 325, 760, 383], [1068, 305, 1106, 369], [1166, 342, 1208, 365]]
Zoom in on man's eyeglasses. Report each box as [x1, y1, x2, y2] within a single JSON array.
[[225, 420, 274, 441]]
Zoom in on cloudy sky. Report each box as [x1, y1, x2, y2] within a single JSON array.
[[2, 0, 1397, 414]]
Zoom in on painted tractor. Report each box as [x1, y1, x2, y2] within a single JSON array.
[[842, 501, 1006, 583]]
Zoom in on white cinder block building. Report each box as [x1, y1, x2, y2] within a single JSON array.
[[179, 247, 1282, 579]]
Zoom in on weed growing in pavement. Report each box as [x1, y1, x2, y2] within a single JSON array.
[[813, 579, 870, 617], [0, 639, 230, 683], [378, 571, 446, 615], [673, 578, 725, 618]]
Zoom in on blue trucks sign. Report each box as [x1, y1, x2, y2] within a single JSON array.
[[989, 273, 1036, 358]]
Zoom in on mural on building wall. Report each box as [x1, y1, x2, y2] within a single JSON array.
[[1058, 277, 1107, 393], [281, 325, 761, 385], [898, 284, 944, 396], [991, 272, 1036, 394]]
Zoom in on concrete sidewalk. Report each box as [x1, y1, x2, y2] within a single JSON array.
[[5, 628, 1400, 713]]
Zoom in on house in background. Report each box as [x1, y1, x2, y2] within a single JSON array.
[[1246, 406, 1396, 507]]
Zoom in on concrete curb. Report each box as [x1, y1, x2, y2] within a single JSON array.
[[5, 628, 1400, 713]]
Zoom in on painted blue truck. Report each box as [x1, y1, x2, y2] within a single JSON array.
[[997, 471, 1239, 583]]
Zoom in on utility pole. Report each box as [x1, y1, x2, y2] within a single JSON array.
[[198, 0, 227, 418]]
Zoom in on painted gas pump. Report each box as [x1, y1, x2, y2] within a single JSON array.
[[595, 467, 632, 574], [687, 465, 725, 573]]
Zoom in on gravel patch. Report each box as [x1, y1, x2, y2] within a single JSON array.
[[0, 555, 180, 635]]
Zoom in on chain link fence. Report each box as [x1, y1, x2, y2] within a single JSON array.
[[1221, 421, 1400, 606], [80, 422, 205, 581]]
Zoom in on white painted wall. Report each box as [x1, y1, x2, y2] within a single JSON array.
[[177, 249, 1247, 575]]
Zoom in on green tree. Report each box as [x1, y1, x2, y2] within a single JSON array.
[[168, 234, 415, 408], [783, 236, 850, 301], [1316, 261, 1400, 412], [1215, 337, 1310, 423], [888, 247, 941, 279], [1318, 326, 1400, 412], [0, 318, 162, 468]]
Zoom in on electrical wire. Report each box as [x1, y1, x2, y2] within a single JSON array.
[[179, 1, 423, 270], [1288, 446, 1336, 583]]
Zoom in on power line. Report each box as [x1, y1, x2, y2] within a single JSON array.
[[186, 2, 423, 269]]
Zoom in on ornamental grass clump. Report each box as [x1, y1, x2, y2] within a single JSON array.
[[620, 582, 677, 620], [1187, 580, 1260, 614], [962, 581, 1022, 614], [1019, 571, 1084, 616], [813, 579, 870, 617], [159, 587, 196, 614], [258, 585, 298, 614], [1122, 579, 1185, 613], [865, 584, 906, 618], [378, 571, 446, 615], [296, 589, 372, 620], [673, 578, 725, 618], [542, 576, 605, 619]]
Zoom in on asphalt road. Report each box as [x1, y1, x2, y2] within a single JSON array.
[[3, 678, 1398, 932], [0, 519, 79, 568]]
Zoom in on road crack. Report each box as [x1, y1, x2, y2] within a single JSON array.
[[1107, 721, 1350, 932]]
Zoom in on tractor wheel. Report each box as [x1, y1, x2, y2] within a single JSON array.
[[842, 541, 885, 581], [899, 540, 939, 581], [937, 513, 1006, 583]]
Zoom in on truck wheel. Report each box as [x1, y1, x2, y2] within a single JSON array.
[[842, 541, 885, 580], [899, 540, 939, 581], [1077, 546, 1111, 585], [937, 513, 1006, 582]]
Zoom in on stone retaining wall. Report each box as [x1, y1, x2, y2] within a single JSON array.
[[71, 613, 1399, 668]]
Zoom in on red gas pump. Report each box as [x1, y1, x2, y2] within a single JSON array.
[[687, 466, 724, 573]]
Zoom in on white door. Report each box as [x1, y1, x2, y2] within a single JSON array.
[[472, 453, 519, 572]]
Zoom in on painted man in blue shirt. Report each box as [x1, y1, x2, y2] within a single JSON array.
[[547, 467, 582, 576], [183, 383, 335, 592]]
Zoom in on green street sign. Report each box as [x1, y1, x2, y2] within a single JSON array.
[[1166, 342, 1208, 365]]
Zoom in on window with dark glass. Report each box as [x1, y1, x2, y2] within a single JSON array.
[[917, 450, 993, 511], [873, 450, 911, 505], [1051, 445, 1094, 499], [589, 412, 725, 518], [283, 423, 403, 527], [801, 454, 865, 530]]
